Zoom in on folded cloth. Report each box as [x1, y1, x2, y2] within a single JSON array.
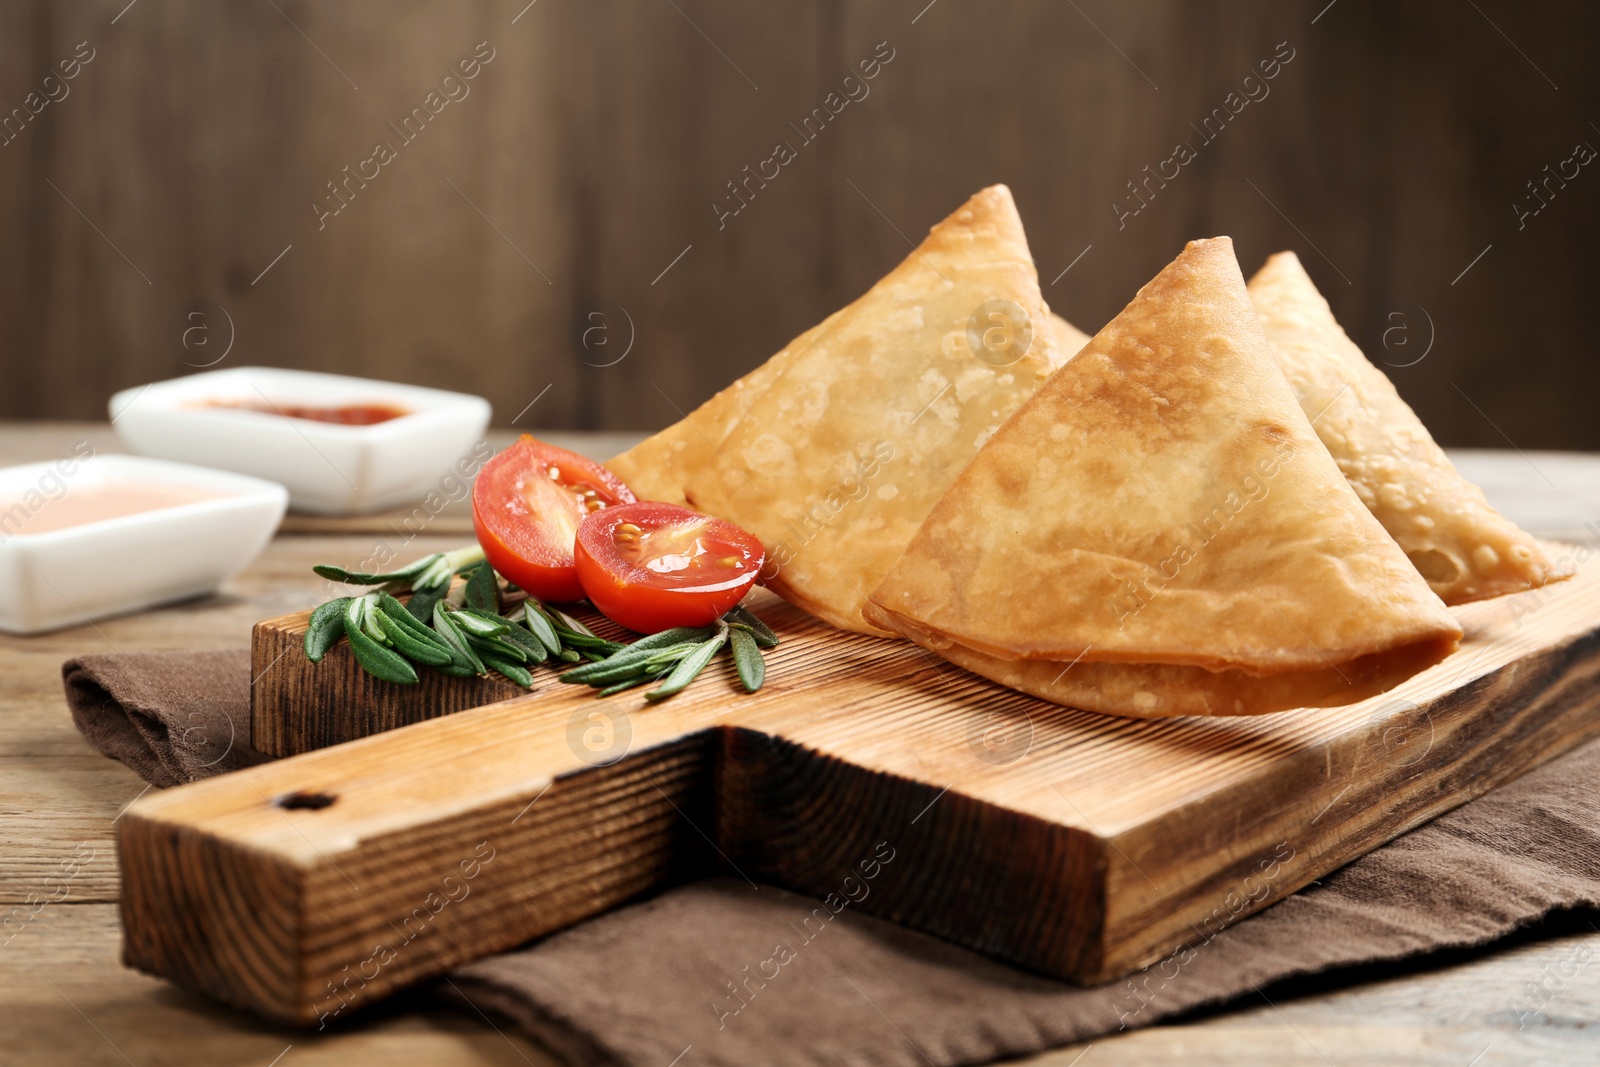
[[66, 651, 1600, 1066], [63, 650, 270, 787]]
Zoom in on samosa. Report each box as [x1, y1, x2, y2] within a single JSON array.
[[866, 238, 1463, 717], [671, 185, 1073, 634], [1248, 251, 1570, 605]]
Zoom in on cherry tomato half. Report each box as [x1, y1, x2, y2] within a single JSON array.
[[575, 501, 765, 633], [472, 435, 637, 602]]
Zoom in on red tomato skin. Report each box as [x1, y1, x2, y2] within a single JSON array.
[[472, 436, 635, 603], [474, 506, 586, 602], [575, 502, 764, 634]]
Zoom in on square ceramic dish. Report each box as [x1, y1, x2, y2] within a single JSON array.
[[0, 454, 287, 635], [109, 367, 492, 514]]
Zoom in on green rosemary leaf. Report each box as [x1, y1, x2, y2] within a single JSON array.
[[412, 545, 485, 592], [344, 596, 373, 638], [304, 597, 352, 662], [727, 605, 779, 647], [729, 626, 765, 692], [359, 596, 388, 644], [644, 644, 701, 669], [543, 615, 621, 652], [450, 609, 509, 638], [465, 631, 530, 664], [597, 673, 666, 697], [559, 663, 645, 687], [375, 609, 454, 666], [432, 602, 486, 674], [312, 564, 383, 585], [343, 614, 419, 684], [645, 627, 728, 702], [479, 651, 533, 688], [461, 608, 513, 636], [405, 585, 445, 624], [465, 563, 499, 613], [624, 625, 718, 654], [520, 602, 564, 656], [312, 553, 442, 587], [551, 608, 597, 637], [390, 553, 445, 578], [561, 640, 697, 685], [376, 594, 451, 649], [562, 633, 628, 655], [555, 647, 583, 663], [496, 621, 550, 663]]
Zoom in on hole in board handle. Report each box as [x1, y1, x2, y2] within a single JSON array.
[[275, 790, 337, 811]]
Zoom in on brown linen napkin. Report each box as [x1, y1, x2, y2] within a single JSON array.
[[63, 650, 271, 788], [66, 652, 1600, 1066], [454, 735, 1600, 1066]]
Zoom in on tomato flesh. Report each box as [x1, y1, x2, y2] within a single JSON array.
[[575, 502, 765, 633], [472, 435, 636, 602]]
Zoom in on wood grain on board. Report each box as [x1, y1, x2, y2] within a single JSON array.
[[4, 428, 1595, 1065], [122, 563, 1600, 1025]]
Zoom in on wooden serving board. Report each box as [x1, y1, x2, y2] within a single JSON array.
[[119, 564, 1600, 1026]]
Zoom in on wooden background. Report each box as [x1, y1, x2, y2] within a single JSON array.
[[1, 0, 1596, 448]]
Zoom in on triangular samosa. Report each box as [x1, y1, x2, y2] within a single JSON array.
[[1248, 251, 1571, 604], [681, 185, 1068, 634], [607, 307, 1089, 508], [866, 237, 1462, 717]]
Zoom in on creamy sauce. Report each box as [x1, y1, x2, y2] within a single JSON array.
[[0, 482, 223, 537]]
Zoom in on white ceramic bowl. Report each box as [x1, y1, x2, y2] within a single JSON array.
[[109, 367, 492, 515], [0, 454, 287, 635]]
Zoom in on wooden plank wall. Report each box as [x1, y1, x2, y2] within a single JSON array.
[[0, 1, 1595, 448]]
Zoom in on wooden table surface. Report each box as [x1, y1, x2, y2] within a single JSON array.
[[4, 421, 1598, 1067]]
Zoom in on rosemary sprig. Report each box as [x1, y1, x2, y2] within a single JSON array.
[[312, 545, 484, 593], [305, 546, 572, 689], [305, 545, 780, 700], [559, 609, 778, 701]]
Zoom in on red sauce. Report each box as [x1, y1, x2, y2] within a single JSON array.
[[197, 399, 411, 425]]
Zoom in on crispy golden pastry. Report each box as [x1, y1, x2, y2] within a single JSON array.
[[608, 308, 1088, 511], [866, 237, 1462, 717], [608, 308, 1089, 509], [867, 609, 1454, 718], [1247, 252, 1570, 604], [681, 185, 1068, 634]]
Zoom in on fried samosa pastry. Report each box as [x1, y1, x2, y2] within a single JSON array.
[[608, 308, 1089, 509], [682, 185, 1068, 634], [602, 366, 782, 509], [1247, 251, 1570, 605], [866, 237, 1463, 717]]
